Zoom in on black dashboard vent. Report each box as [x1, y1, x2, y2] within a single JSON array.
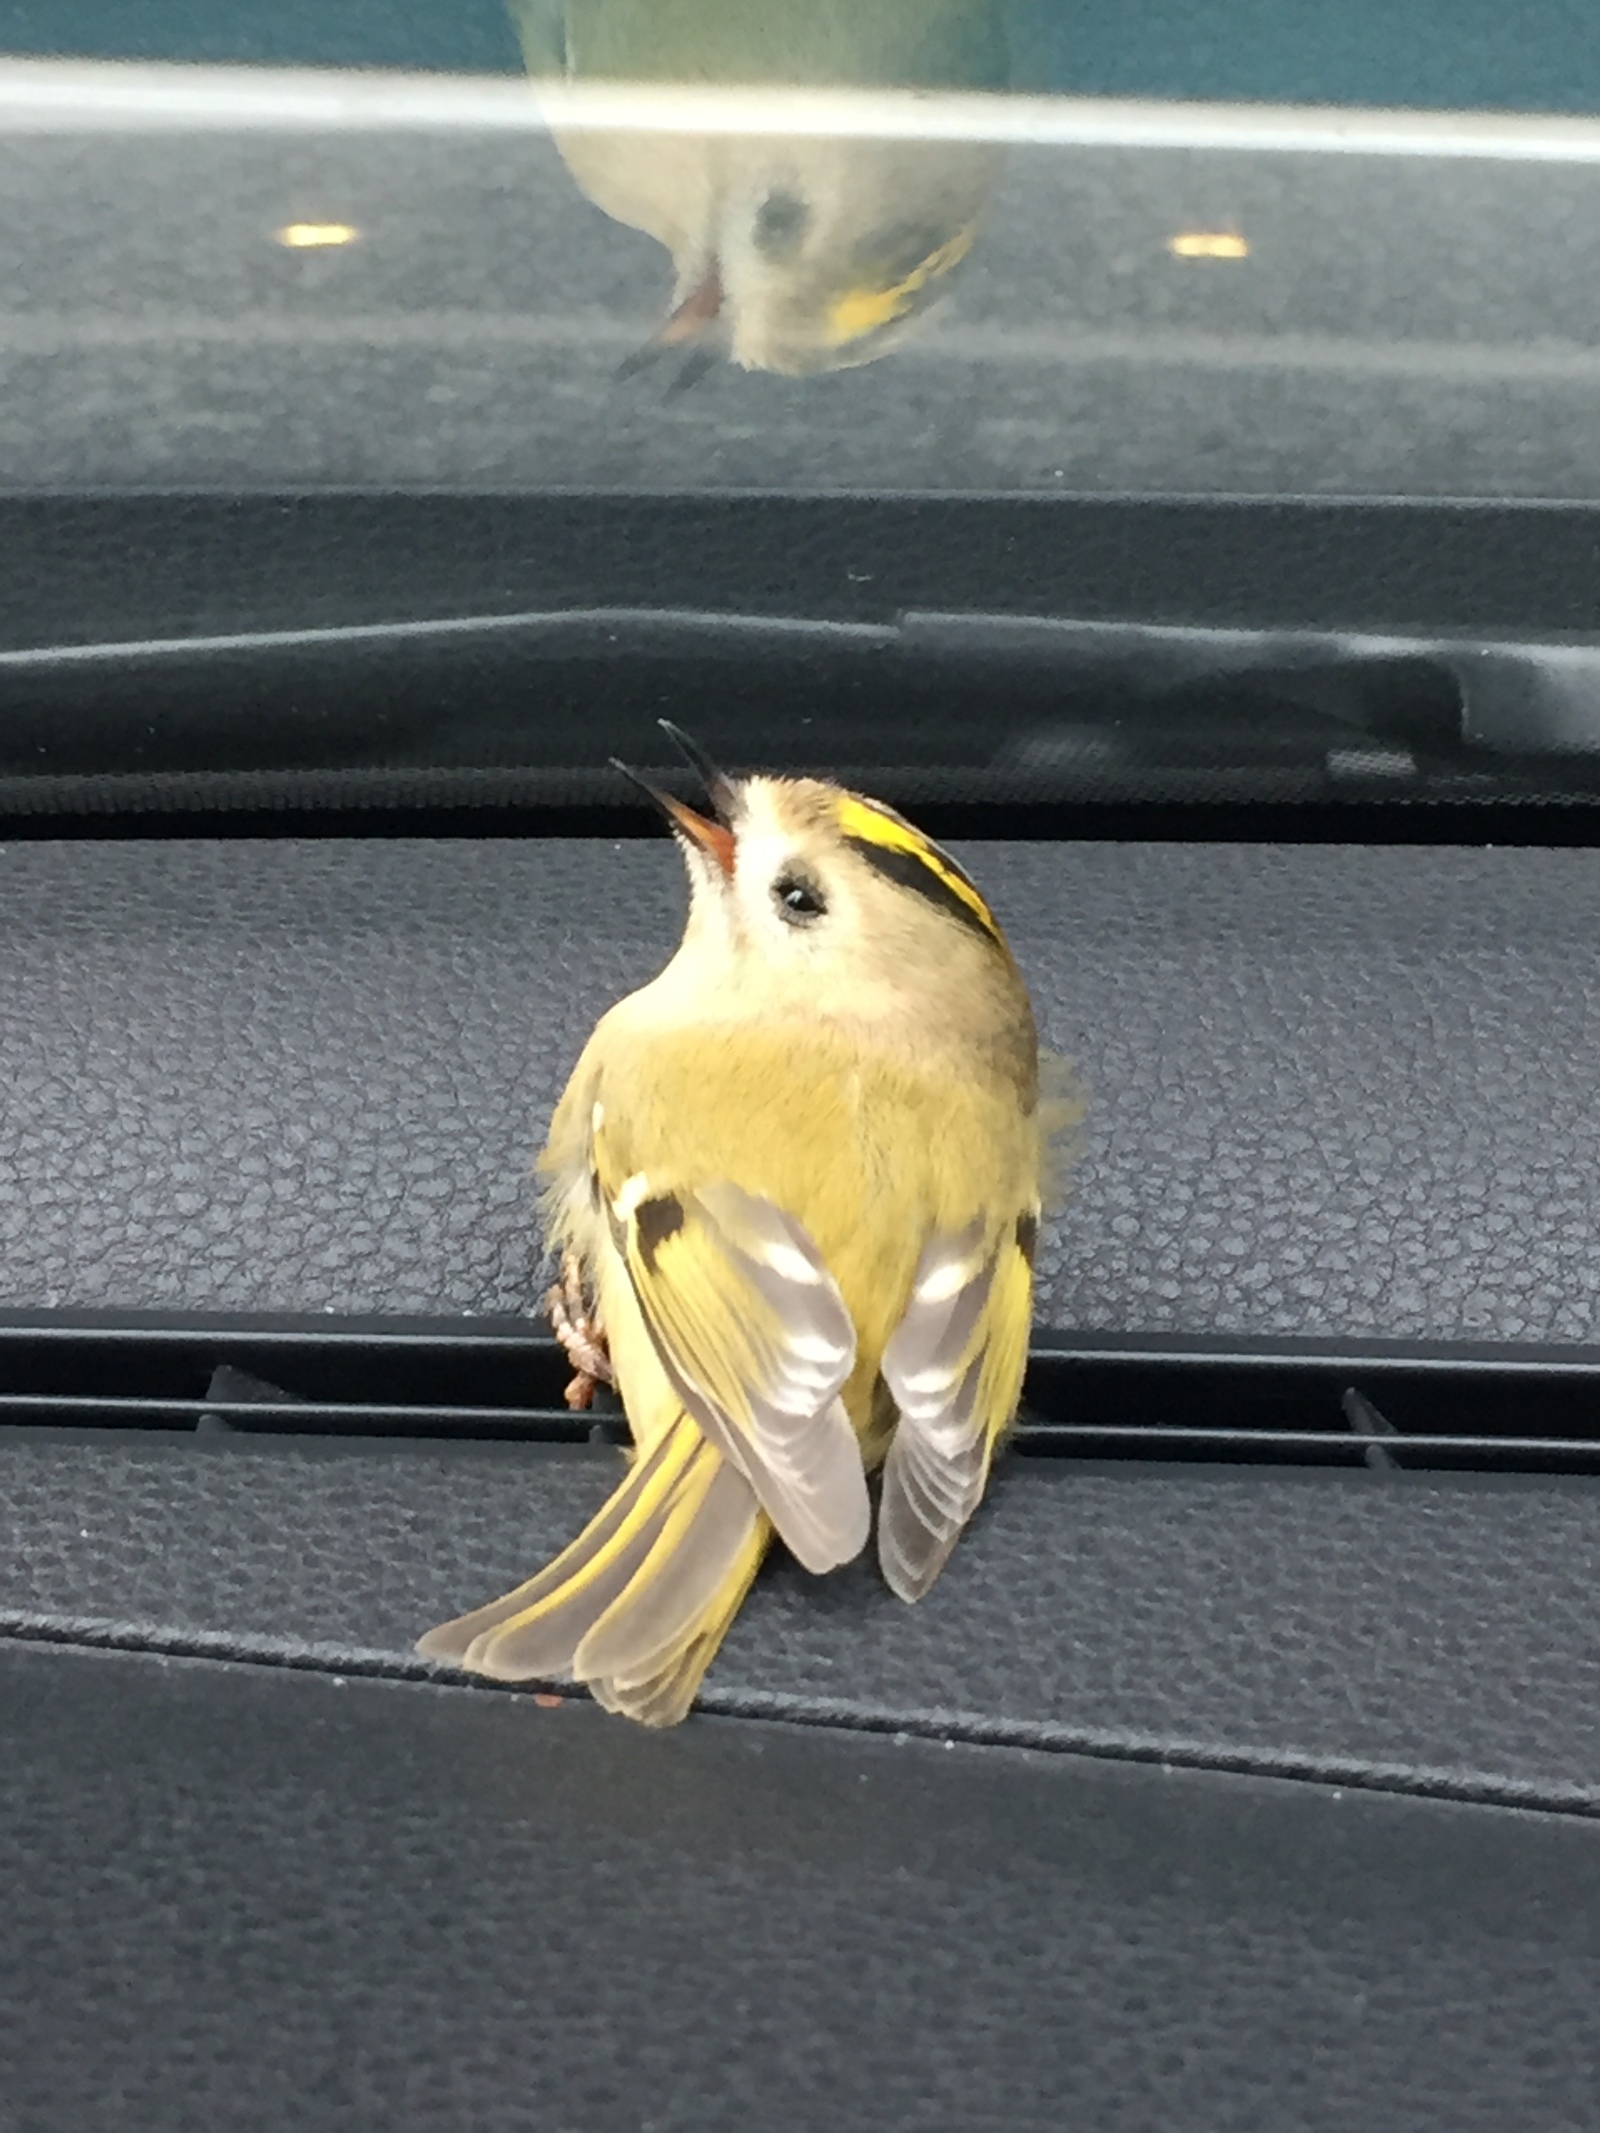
[[4, 1314, 1600, 1475]]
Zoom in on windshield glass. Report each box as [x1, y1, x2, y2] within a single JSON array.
[[3, 2, 1600, 818]]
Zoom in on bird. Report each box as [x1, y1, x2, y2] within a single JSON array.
[[417, 726, 1062, 1724], [511, 0, 1008, 376]]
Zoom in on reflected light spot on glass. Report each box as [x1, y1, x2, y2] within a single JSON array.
[[1167, 232, 1250, 260], [276, 223, 361, 249]]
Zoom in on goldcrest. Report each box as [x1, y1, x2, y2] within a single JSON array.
[[419, 731, 1059, 1723], [513, 0, 1005, 374]]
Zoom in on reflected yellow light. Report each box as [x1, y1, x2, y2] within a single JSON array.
[[1168, 232, 1250, 259], [276, 222, 360, 249]]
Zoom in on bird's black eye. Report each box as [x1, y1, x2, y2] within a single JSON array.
[[772, 872, 826, 925], [753, 191, 810, 258]]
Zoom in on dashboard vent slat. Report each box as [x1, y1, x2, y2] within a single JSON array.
[[3, 1314, 1600, 1473]]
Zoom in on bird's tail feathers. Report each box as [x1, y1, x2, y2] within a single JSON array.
[[416, 1413, 766, 1726]]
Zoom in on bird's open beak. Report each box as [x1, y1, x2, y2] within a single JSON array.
[[611, 725, 738, 880], [654, 789, 737, 879], [617, 262, 724, 386], [657, 720, 738, 825]]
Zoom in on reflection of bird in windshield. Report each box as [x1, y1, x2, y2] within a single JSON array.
[[511, 0, 1008, 377]]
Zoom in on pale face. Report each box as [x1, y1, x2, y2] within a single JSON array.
[[720, 779, 869, 977]]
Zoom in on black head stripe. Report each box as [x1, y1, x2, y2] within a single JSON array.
[[843, 836, 998, 944], [841, 795, 990, 896]]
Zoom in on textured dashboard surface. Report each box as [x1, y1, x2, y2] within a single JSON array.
[[3, 836, 1600, 1341], [5, 1434, 1600, 1809], [7, 833, 1600, 2126], [6, 1640, 1600, 2133]]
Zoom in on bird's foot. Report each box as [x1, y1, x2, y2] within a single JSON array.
[[546, 1250, 614, 1411]]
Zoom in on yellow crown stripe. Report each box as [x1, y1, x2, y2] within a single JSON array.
[[835, 793, 1001, 940], [827, 223, 978, 347]]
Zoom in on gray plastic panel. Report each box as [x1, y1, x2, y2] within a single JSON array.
[[5, 1434, 1600, 1809], [6, 834, 1600, 2126], [7, 837, 1600, 1800], [4, 1640, 1599, 2133]]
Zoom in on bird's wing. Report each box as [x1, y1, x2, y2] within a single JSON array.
[[877, 1212, 1036, 1602], [607, 1170, 869, 1575]]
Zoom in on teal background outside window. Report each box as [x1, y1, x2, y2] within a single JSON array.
[[0, 1, 1596, 113]]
